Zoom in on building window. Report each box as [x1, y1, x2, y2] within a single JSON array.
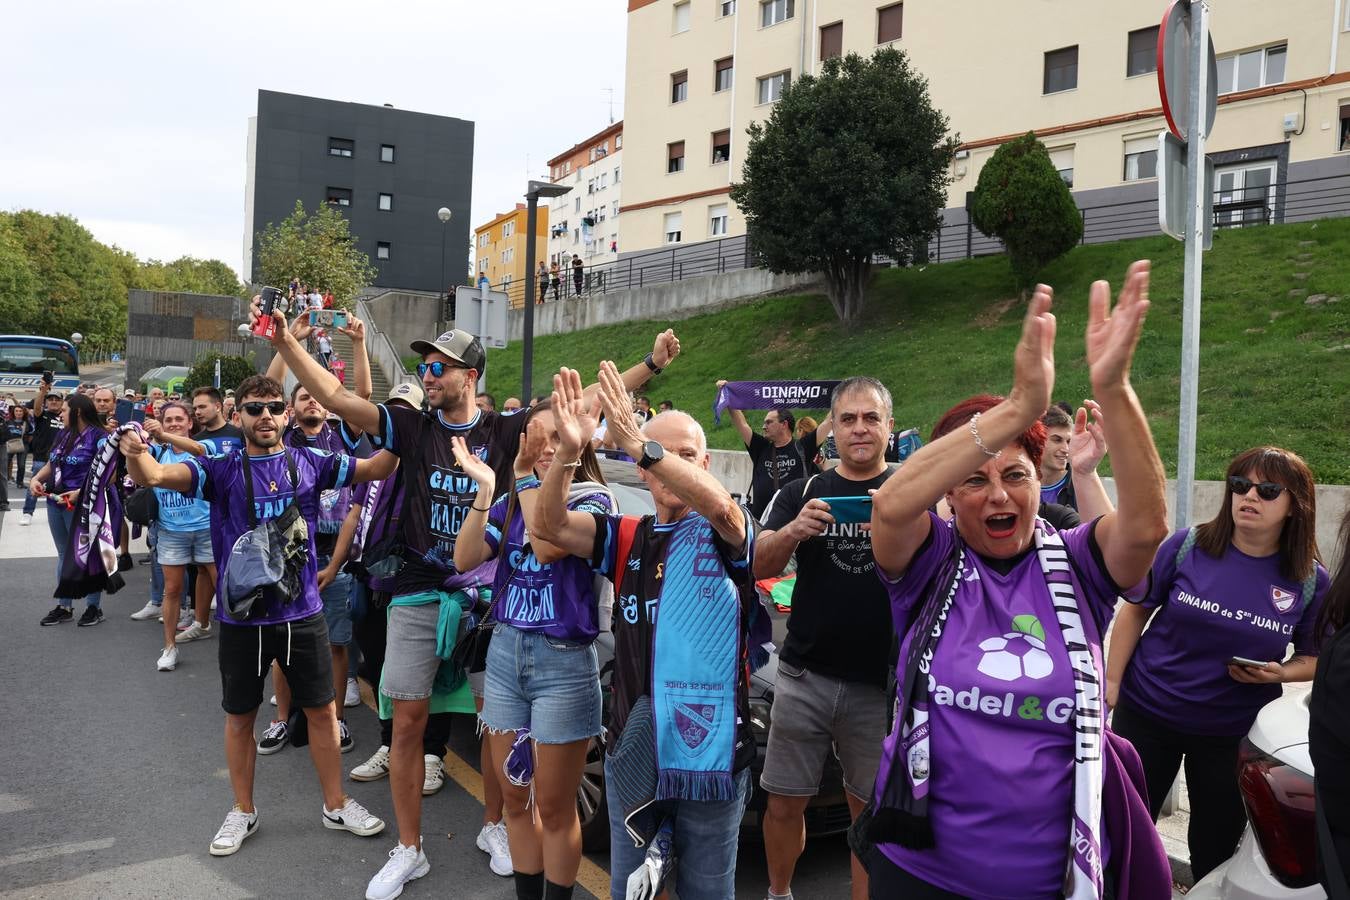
[[820, 22, 843, 60], [503, 274, 512, 288], [668, 141, 686, 173], [588, 178, 596, 194], [504, 221, 516, 238], [326, 187, 353, 206], [712, 129, 731, 163], [614, 165, 621, 183], [1123, 136, 1157, 181], [378, 193, 393, 211], [573, 228, 580, 243], [709, 203, 729, 236], [671, 70, 689, 103], [1126, 26, 1159, 76], [1340, 103, 1350, 151], [575, 197, 582, 213], [673, 0, 690, 33], [1215, 44, 1286, 94], [757, 71, 790, 104], [1048, 146, 1074, 188], [328, 137, 354, 158], [720, 0, 736, 15], [612, 200, 620, 217], [376, 241, 391, 260], [1044, 45, 1078, 94], [876, 3, 902, 44], [616, 134, 623, 149], [479, 258, 487, 273], [715, 56, 734, 92], [380, 144, 395, 163], [761, 0, 793, 28], [664, 212, 683, 244], [600, 172, 608, 189]]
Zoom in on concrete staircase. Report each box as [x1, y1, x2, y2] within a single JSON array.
[[328, 330, 391, 400]]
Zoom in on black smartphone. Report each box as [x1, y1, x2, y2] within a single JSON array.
[[819, 495, 873, 525], [41, 370, 54, 385], [1228, 656, 1267, 669]]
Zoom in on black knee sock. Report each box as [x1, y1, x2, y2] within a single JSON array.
[[543, 880, 574, 900], [513, 871, 544, 900]]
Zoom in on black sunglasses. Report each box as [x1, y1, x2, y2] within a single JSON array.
[[417, 361, 467, 378], [240, 401, 287, 417], [1228, 475, 1285, 501]]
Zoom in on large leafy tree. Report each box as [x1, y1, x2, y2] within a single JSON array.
[[253, 201, 378, 307], [139, 256, 244, 297], [970, 132, 1083, 287], [731, 48, 958, 327]]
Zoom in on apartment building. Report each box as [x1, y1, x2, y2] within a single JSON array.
[[621, 0, 1350, 254], [473, 204, 550, 307], [546, 122, 625, 269]]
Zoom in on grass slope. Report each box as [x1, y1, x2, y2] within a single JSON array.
[[481, 218, 1350, 482]]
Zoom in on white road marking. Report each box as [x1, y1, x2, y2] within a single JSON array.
[[0, 853, 252, 899], [0, 795, 33, 814], [0, 838, 115, 868]]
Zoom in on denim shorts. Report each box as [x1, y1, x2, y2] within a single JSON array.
[[320, 563, 354, 647], [380, 602, 444, 701], [480, 624, 601, 745], [156, 527, 213, 566]]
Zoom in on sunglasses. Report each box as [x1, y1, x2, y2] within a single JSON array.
[[240, 401, 287, 417], [1228, 475, 1286, 501], [417, 361, 467, 378]]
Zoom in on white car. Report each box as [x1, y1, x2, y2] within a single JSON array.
[[1188, 689, 1324, 899]]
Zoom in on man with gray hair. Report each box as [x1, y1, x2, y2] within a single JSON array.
[[753, 376, 897, 900]]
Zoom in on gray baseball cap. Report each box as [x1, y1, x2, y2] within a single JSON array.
[[386, 380, 425, 408], [410, 329, 486, 375]]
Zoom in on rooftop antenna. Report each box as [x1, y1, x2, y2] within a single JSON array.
[[603, 87, 615, 124]]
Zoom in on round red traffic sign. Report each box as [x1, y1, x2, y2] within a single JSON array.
[[1157, 0, 1217, 142]]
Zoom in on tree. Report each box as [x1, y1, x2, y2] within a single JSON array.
[[730, 48, 958, 328], [138, 256, 244, 297], [253, 201, 378, 307], [970, 132, 1083, 288], [0, 218, 41, 328], [183, 352, 258, 395]]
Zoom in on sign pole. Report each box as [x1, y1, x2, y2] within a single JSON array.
[[1174, 0, 1208, 529]]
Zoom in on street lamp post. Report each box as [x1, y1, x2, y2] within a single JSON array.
[[522, 180, 571, 400], [438, 207, 452, 324]]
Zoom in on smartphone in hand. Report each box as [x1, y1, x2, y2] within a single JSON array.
[[1228, 656, 1268, 669], [818, 495, 872, 525]]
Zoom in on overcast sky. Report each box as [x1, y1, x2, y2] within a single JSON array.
[[1, 0, 626, 279]]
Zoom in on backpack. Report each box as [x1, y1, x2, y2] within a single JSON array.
[[1174, 527, 1318, 610]]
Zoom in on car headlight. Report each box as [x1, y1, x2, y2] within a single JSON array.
[[749, 699, 771, 737]]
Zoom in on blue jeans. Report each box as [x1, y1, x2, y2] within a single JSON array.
[[480, 625, 602, 744], [47, 503, 101, 609], [604, 761, 750, 900], [22, 457, 46, 516], [148, 524, 164, 606]]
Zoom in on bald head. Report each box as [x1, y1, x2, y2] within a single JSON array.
[[643, 410, 707, 456]]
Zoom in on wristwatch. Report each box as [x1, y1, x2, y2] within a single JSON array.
[[637, 439, 665, 469], [643, 352, 664, 376]]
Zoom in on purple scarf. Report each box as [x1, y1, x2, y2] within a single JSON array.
[[56, 422, 141, 598], [712, 380, 839, 424]]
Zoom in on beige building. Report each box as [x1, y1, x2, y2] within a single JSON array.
[[547, 121, 625, 272], [621, 0, 1350, 256], [474, 203, 550, 308]]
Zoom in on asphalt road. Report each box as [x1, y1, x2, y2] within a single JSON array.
[[0, 505, 854, 900]]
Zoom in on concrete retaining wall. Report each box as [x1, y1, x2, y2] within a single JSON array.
[[362, 290, 442, 358], [507, 268, 819, 340]]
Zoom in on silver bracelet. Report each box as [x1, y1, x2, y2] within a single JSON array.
[[968, 412, 1002, 459]]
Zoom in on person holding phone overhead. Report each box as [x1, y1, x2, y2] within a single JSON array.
[[1107, 445, 1329, 883], [752, 376, 896, 900]]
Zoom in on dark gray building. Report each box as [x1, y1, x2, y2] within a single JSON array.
[[244, 90, 473, 293]]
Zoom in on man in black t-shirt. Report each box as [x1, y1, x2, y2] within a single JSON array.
[[716, 379, 815, 519], [753, 375, 896, 900], [20, 381, 62, 523]]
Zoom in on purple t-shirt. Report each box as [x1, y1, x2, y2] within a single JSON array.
[[483, 490, 613, 642], [186, 447, 356, 626], [285, 423, 355, 541], [876, 512, 1119, 898], [1121, 529, 1328, 736], [50, 426, 104, 498]]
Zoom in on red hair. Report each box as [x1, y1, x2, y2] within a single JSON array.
[[930, 394, 1046, 470]]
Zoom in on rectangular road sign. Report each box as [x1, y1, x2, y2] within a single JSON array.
[[454, 285, 510, 350], [1157, 130, 1213, 250]]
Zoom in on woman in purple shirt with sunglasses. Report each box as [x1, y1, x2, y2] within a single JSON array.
[[1108, 445, 1328, 883]]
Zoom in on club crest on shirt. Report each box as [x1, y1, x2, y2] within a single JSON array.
[[1270, 585, 1296, 614]]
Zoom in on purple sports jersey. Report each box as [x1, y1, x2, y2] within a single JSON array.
[[876, 513, 1119, 898], [186, 447, 355, 626], [286, 424, 355, 538], [50, 426, 104, 497], [484, 490, 613, 643], [1121, 529, 1328, 736]]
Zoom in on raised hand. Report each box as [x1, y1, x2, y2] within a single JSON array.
[[450, 435, 496, 489], [597, 361, 645, 458], [337, 315, 366, 344], [118, 428, 149, 457], [143, 418, 163, 441], [1086, 260, 1150, 391], [550, 368, 600, 462], [248, 294, 292, 346], [1009, 283, 1057, 420], [1068, 399, 1108, 475], [514, 416, 549, 478], [289, 311, 314, 343], [652, 329, 681, 369]]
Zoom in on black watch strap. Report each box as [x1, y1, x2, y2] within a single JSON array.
[[643, 352, 663, 375]]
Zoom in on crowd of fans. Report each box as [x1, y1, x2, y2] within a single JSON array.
[[8, 258, 1350, 900]]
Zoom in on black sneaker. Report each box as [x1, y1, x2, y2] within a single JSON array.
[[257, 720, 289, 755], [118, 553, 134, 572], [339, 720, 354, 754], [40, 606, 73, 626], [77, 606, 105, 627]]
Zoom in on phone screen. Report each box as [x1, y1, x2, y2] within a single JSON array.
[[820, 496, 872, 525]]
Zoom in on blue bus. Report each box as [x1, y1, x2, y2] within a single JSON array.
[[0, 335, 81, 396]]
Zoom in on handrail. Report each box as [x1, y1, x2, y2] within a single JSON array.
[[355, 298, 412, 390]]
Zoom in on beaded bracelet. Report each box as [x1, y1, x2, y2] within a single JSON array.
[[968, 412, 1002, 459]]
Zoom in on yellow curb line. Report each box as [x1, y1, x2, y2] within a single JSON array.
[[360, 681, 611, 899]]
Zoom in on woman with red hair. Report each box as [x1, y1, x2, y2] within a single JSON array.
[[864, 262, 1171, 898]]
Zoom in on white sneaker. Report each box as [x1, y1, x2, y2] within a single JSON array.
[[365, 842, 429, 900], [323, 796, 386, 836], [130, 602, 161, 621], [345, 677, 361, 707], [351, 745, 391, 782], [423, 754, 445, 796], [175, 609, 194, 631], [475, 821, 512, 877], [20, 514, 31, 526], [176, 621, 213, 643], [208, 806, 258, 856], [157, 646, 178, 671]]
